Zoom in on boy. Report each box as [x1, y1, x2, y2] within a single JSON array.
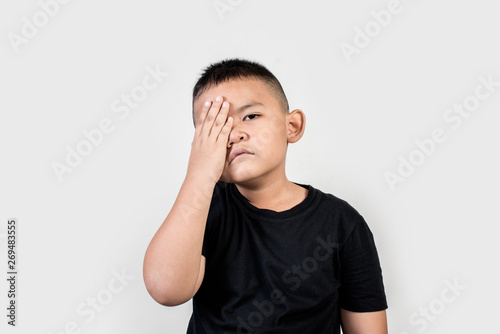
[[143, 59, 388, 333]]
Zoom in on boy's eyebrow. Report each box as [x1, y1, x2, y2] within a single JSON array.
[[234, 101, 264, 113]]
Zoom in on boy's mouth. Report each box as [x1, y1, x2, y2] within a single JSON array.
[[229, 147, 253, 165]]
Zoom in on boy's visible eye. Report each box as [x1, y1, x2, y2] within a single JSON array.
[[243, 114, 259, 121]]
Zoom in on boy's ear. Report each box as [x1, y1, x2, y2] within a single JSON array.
[[286, 109, 306, 143]]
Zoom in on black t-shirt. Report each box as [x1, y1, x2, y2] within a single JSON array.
[[187, 181, 387, 334]]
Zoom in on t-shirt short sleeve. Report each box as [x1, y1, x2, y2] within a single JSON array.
[[338, 214, 388, 312]]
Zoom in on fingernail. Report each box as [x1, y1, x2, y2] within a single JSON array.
[[216, 96, 222, 102]]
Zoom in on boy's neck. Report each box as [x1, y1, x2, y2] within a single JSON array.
[[235, 176, 308, 212]]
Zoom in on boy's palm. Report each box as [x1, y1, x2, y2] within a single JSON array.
[[188, 97, 233, 184]]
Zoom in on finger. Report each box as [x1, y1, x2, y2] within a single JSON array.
[[195, 101, 212, 136], [217, 116, 233, 144], [209, 101, 230, 137], [202, 96, 223, 136]]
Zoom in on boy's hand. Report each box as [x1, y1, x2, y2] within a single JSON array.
[[187, 96, 233, 184]]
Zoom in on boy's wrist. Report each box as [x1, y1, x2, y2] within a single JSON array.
[[184, 170, 218, 193], [185, 159, 224, 187], [179, 172, 218, 212]]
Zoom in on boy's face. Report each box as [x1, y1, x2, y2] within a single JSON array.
[[193, 78, 292, 186]]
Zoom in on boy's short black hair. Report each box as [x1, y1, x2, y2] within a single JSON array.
[[192, 58, 289, 122]]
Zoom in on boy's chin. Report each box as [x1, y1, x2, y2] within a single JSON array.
[[220, 171, 258, 185]]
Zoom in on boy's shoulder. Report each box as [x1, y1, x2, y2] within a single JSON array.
[[306, 183, 361, 212], [305, 183, 369, 233], [314, 185, 366, 222]]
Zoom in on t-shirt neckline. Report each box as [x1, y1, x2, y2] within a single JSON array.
[[228, 182, 318, 220]]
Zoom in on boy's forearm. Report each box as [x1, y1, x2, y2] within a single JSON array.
[[143, 173, 216, 306], [340, 309, 388, 334]]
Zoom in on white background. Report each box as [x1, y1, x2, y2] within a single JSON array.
[[1, 0, 499, 333]]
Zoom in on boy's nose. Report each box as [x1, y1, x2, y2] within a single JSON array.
[[227, 128, 247, 148]]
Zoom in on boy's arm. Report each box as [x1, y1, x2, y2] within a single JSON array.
[[143, 97, 233, 306], [340, 309, 388, 334]]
